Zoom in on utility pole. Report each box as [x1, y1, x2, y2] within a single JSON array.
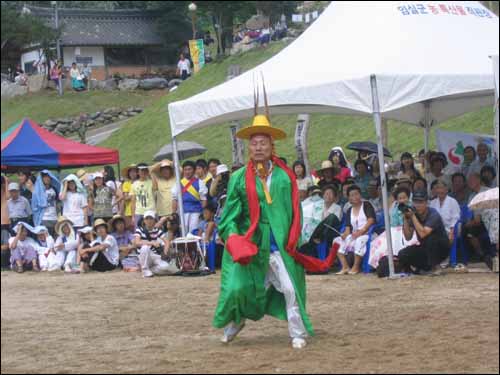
[[52, 1, 63, 96]]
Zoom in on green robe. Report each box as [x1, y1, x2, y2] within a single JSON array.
[[212, 165, 314, 336]]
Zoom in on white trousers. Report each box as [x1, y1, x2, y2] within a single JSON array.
[[38, 251, 65, 271], [138, 246, 178, 275], [334, 234, 369, 257], [64, 250, 78, 268], [225, 252, 307, 339], [183, 213, 200, 234]]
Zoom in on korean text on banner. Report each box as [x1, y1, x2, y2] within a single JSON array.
[[189, 39, 205, 74]]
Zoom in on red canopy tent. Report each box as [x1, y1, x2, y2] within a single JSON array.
[[1, 118, 119, 171]]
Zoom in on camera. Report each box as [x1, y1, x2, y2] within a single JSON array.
[[166, 213, 180, 226], [398, 202, 415, 213]]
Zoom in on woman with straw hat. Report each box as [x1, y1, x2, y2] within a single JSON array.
[[54, 216, 79, 273], [109, 214, 138, 272], [78, 219, 119, 273]]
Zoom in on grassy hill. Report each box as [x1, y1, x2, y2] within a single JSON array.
[[1, 90, 163, 133], [101, 40, 495, 170], [2, 40, 494, 171]]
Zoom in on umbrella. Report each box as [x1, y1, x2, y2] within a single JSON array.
[[154, 141, 206, 161], [468, 187, 499, 211], [347, 141, 392, 158]]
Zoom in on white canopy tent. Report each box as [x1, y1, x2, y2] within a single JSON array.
[[168, 1, 499, 276]]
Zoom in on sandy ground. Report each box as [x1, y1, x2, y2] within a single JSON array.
[[1, 269, 498, 374]]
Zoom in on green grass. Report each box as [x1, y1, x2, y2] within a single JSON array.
[[101, 40, 495, 169], [1, 89, 163, 132]]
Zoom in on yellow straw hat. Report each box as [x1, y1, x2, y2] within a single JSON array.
[[121, 164, 138, 180], [93, 218, 108, 230], [55, 216, 74, 236], [150, 159, 174, 175], [108, 214, 125, 232], [235, 115, 286, 140], [235, 76, 286, 141]]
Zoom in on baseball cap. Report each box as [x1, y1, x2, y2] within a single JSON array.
[[8, 182, 20, 191], [144, 210, 156, 219], [216, 164, 229, 176], [412, 189, 428, 202]]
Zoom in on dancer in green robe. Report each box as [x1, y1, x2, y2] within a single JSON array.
[[212, 109, 315, 349]]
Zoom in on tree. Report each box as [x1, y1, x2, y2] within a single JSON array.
[[197, 1, 255, 57], [255, 1, 299, 23], [1, 3, 59, 52], [1, 2, 60, 76]]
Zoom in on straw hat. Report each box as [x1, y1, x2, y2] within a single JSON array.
[[397, 174, 412, 185], [55, 216, 74, 236], [235, 79, 286, 140], [76, 169, 88, 181], [108, 214, 125, 232], [121, 164, 138, 179], [236, 115, 286, 140], [318, 160, 335, 174], [150, 159, 174, 175], [93, 218, 108, 230]]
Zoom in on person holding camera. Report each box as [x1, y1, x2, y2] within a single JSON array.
[[209, 164, 231, 216], [134, 211, 177, 278], [399, 190, 450, 276]]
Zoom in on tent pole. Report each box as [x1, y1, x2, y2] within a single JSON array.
[[423, 101, 432, 195], [423, 100, 431, 165], [494, 95, 499, 186], [172, 136, 187, 237], [370, 75, 395, 278]]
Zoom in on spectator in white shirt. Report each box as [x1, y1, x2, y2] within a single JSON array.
[[7, 183, 32, 228], [78, 219, 118, 273], [59, 175, 89, 230], [32, 226, 62, 272], [176, 54, 191, 80], [429, 179, 460, 244], [321, 185, 342, 222], [54, 217, 80, 273]]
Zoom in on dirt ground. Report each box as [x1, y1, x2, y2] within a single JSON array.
[[1, 270, 498, 374]]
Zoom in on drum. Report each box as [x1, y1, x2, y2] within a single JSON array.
[[171, 236, 207, 274]]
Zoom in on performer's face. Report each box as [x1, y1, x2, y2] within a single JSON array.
[[249, 134, 272, 163]]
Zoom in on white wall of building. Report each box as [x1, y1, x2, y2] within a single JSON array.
[[62, 46, 105, 67], [20, 49, 44, 73]]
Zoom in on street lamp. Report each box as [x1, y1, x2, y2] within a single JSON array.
[[188, 2, 197, 40], [51, 1, 63, 95]]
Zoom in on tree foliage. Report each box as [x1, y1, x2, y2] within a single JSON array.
[[1, 2, 60, 51]]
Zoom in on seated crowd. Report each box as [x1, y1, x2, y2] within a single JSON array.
[[1, 141, 498, 278]]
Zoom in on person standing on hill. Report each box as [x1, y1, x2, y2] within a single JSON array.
[[177, 53, 191, 80]]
